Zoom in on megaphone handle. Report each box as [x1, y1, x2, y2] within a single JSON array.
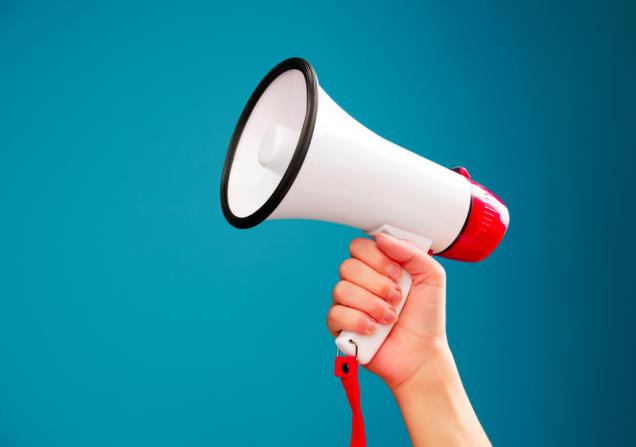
[[335, 226, 432, 365]]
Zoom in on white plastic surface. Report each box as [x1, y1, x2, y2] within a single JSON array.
[[267, 85, 472, 254], [226, 69, 306, 218], [225, 65, 472, 252], [336, 226, 432, 365], [258, 125, 301, 175]]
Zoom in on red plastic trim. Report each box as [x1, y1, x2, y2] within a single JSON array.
[[439, 179, 509, 262]]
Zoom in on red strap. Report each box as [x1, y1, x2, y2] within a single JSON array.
[[335, 356, 366, 447]]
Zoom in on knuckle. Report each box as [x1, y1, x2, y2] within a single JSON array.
[[371, 301, 386, 318], [431, 263, 446, 284], [355, 314, 370, 332], [327, 305, 341, 323], [381, 279, 395, 298], [333, 281, 349, 300], [380, 259, 393, 272], [339, 258, 357, 278], [349, 238, 365, 255]]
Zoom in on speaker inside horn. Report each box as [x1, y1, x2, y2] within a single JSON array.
[[221, 58, 318, 229]]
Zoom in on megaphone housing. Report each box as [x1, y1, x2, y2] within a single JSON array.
[[221, 58, 509, 363]]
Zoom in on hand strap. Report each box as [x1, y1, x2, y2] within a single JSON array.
[[335, 355, 366, 447]]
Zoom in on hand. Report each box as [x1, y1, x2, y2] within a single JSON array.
[[327, 233, 448, 390], [327, 234, 491, 446]]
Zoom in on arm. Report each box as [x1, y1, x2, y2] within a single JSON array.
[[392, 342, 490, 446], [327, 234, 490, 446]]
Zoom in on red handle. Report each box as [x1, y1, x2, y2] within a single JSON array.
[[335, 356, 366, 447]]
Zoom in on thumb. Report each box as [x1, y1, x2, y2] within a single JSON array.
[[374, 233, 446, 288]]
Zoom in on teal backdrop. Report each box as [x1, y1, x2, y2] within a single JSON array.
[[1, 1, 634, 446]]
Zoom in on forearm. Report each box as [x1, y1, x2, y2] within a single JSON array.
[[391, 343, 491, 447]]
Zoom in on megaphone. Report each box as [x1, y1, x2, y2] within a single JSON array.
[[221, 57, 509, 364]]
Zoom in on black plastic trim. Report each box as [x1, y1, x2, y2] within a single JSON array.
[[220, 57, 318, 229]]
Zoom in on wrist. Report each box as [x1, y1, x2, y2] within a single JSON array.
[[389, 340, 491, 447], [389, 338, 457, 404]]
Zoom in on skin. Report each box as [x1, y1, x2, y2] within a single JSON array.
[[327, 233, 491, 447]]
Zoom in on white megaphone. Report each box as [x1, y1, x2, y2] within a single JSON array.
[[221, 57, 509, 364]]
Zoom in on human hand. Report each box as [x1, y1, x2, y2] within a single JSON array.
[[327, 233, 448, 390], [327, 233, 490, 446]]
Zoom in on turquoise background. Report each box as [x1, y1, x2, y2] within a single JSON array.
[[1, 0, 634, 445]]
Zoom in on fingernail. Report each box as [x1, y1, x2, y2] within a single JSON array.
[[383, 308, 397, 324], [365, 320, 377, 334], [377, 233, 396, 241], [389, 287, 402, 305], [387, 264, 402, 281]]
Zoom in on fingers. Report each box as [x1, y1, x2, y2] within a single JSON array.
[[374, 233, 447, 339], [349, 238, 403, 281], [333, 280, 397, 325], [327, 236, 447, 343], [374, 233, 446, 287], [339, 258, 402, 306], [327, 304, 377, 337]]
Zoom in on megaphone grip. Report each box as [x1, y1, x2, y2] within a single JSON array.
[[335, 225, 432, 365], [336, 271, 413, 365]]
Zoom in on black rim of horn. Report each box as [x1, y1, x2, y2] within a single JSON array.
[[220, 57, 319, 229]]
